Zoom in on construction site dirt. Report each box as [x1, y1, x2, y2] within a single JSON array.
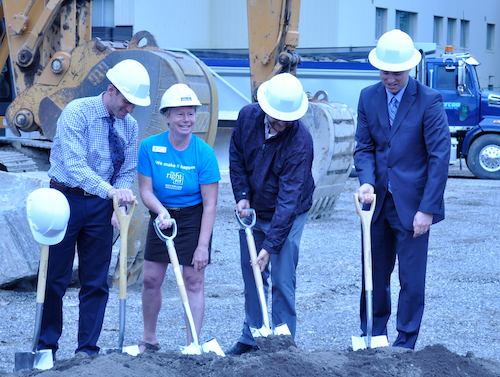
[[1, 162, 500, 376]]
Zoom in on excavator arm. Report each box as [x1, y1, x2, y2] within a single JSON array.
[[246, 0, 357, 220], [247, 0, 301, 101]]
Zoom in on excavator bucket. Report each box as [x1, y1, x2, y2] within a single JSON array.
[[302, 91, 357, 219]]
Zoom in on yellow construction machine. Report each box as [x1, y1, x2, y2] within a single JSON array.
[[0, 0, 356, 286], [0, 0, 219, 285]]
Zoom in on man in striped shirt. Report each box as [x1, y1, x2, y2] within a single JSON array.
[[38, 59, 151, 358]]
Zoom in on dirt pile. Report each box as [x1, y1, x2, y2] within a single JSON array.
[[3, 344, 500, 377]]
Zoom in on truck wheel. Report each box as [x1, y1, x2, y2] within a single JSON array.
[[466, 134, 500, 179]]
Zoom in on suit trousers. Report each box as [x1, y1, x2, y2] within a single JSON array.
[[237, 212, 307, 346], [360, 192, 429, 349], [38, 190, 113, 356]]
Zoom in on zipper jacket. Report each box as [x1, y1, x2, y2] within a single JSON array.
[[229, 103, 315, 254]]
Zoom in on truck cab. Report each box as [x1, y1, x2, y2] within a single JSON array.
[[425, 49, 500, 179]]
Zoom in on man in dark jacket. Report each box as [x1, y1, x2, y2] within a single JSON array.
[[227, 73, 315, 355]]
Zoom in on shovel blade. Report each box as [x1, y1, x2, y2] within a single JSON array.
[[250, 325, 271, 338], [180, 339, 226, 356], [122, 345, 140, 356], [351, 335, 389, 351], [14, 349, 53, 372], [273, 323, 291, 336], [102, 345, 140, 356], [201, 338, 226, 356], [180, 343, 202, 355]]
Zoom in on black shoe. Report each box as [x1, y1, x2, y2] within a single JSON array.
[[226, 342, 258, 355]]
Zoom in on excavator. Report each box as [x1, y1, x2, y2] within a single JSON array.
[[0, 0, 356, 286]]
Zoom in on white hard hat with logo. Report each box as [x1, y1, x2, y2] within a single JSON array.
[[106, 59, 151, 106], [257, 73, 309, 121], [369, 29, 422, 72], [160, 83, 202, 114], [26, 188, 70, 245]]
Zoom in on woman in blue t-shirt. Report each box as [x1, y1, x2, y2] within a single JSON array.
[[136, 84, 220, 352]]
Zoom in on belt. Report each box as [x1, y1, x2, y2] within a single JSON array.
[[50, 180, 96, 197], [166, 207, 181, 211]]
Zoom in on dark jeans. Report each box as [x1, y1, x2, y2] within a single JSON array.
[[38, 190, 113, 356]]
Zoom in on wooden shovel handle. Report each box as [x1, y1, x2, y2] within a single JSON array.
[[36, 245, 49, 304], [354, 193, 377, 292], [112, 195, 137, 299], [246, 231, 264, 290]]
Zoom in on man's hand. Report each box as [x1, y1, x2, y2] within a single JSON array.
[[356, 183, 375, 205], [236, 199, 251, 218], [108, 188, 136, 205], [254, 248, 270, 272], [111, 206, 127, 230], [413, 211, 433, 238]]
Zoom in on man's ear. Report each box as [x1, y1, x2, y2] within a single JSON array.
[[107, 84, 116, 96]]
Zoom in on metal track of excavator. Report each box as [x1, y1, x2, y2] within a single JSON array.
[[0, 151, 37, 173]]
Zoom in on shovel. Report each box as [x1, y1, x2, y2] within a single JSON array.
[[102, 195, 140, 356], [352, 193, 389, 351], [14, 244, 54, 371], [15, 188, 71, 371], [153, 218, 225, 356], [234, 209, 291, 342]]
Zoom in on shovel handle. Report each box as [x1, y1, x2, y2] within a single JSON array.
[[237, 208, 271, 331], [153, 218, 200, 346], [234, 208, 256, 229], [36, 245, 49, 304], [354, 193, 376, 292], [167, 244, 200, 347], [113, 195, 137, 300]]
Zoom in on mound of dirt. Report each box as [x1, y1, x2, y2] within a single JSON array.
[[4, 343, 500, 377]]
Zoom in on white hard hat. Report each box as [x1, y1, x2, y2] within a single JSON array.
[[369, 29, 422, 72], [160, 83, 202, 114], [106, 59, 151, 106], [257, 73, 308, 121], [26, 188, 70, 245]]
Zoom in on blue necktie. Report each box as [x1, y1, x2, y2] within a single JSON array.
[[388, 97, 399, 127], [107, 116, 125, 185]]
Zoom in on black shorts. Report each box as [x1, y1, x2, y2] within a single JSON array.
[[144, 202, 212, 266]]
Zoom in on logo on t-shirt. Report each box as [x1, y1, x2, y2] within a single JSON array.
[[166, 171, 184, 190]]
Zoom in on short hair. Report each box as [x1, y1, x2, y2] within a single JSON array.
[[161, 106, 197, 116]]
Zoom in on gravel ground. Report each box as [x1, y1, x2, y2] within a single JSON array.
[[1, 164, 499, 374]]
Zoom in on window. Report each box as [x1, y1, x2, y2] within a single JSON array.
[[447, 18, 456, 46], [396, 11, 417, 38], [487, 24, 495, 51], [435, 65, 470, 91], [460, 20, 469, 49], [375, 8, 387, 39], [434, 16, 443, 45]]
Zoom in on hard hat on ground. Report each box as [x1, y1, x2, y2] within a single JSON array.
[[106, 59, 151, 106], [369, 29, 422, 72], [257, 73, 308, 121], [26, 188, 70, 245], [160, 83, 202, 114]]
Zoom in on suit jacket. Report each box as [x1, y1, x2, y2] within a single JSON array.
[[354, 77, 451, 231]]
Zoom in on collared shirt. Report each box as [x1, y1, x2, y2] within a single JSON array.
[[386, 82, 408, 107], [264, 115, 278, 140], [48, 93, 139, 199]]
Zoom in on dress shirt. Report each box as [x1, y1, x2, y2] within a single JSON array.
[[48, 93, 138, 199]]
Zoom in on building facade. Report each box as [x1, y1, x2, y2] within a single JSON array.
[[93, 0, 500, 90]]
